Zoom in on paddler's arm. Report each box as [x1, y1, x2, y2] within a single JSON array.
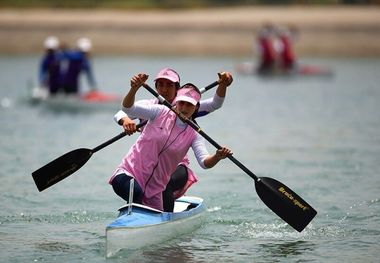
[[121, 73, 149, 134], [118, 114, 137, 135], [215, 71, 233, 98], [198, 72, 233, 116], [203, 147, 232, 168], [192, 135, 232, 169], [114, 110, 129, 125], [82, 55, 97, 90], [115, 100, 149, 125], [114, 110, 136, 130], [122, 73, 149, 108]]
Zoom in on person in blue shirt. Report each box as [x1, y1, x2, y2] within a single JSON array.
[[62, 38, 97, 94], [38, 36, 63, 95]]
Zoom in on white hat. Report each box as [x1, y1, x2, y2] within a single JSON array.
[[77, 37, 92, 52], [44, 36, 59, 50]]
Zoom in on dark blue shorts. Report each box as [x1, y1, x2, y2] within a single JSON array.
[[111, 174, 143, 204]]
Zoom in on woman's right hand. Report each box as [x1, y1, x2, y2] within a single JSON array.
[[130, 73, 149, 90], [123, 73, 149, 108], [215, 146, 232, 160]]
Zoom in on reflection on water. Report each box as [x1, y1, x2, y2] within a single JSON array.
[[259, 240, 315, 257], [117, 244, 194, 263], [0, 209, 113, 224], [36, 241, 81, 253]]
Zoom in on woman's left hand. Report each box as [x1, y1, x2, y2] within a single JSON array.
[[216, 146, 232, 160], [218, 72, 233, 87]]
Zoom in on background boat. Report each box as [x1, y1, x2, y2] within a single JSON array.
[[28, 86, 122, 112], [234, 61, 334, 78]]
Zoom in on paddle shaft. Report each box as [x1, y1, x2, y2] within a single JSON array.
[[194, 127, 259, 182], [143, 83, 259, 182], [143, 83, 317, 232], [199, 80, 219, 94], [93, 80, 221, 153], [92, 120, 147, 153]]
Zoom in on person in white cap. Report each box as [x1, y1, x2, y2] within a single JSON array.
[[44, 36, 59, 50], [77, 37, 92, 53], [61, 37, 97, 94], [109, 73, 232, 211], [113, 68, 233, 211], [114, 68, 181, 124], [38, 36, 63, 95]]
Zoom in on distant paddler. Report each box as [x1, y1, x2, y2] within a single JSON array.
[[38, 36, 62, 96]]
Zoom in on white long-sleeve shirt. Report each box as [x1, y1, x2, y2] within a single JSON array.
[[122, 103, 210, 169], [114, 92, 224, 123]]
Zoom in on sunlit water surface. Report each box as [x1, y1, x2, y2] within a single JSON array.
[[1, 55, 379, 262]]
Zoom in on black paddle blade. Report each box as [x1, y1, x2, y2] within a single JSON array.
[[32, 148, 93, 192], [255, 177, 317, 232]]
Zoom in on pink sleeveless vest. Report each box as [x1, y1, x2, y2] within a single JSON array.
[[142, 99, 199, 197], [111, 108, 197, 210]]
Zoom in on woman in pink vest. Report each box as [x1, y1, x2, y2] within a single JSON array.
[[109, 73, 232, 211], [113, 68, 233, 212]]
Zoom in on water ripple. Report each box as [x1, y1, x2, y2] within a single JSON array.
[[0, 210, 113, 224]]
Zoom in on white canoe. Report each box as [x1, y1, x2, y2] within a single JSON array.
[[106, 196, 205, 258]]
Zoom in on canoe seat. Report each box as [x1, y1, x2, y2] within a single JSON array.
[[173, 201, 190, 213]]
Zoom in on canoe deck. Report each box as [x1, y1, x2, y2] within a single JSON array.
[[106, 196, 205, 258]]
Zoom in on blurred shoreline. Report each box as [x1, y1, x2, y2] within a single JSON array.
[[1, 6, 380, 57]]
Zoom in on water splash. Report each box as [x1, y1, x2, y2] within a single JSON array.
[[207, 206, 221, 212], [232, 221, 310, 239]]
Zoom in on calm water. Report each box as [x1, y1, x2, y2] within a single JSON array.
[[1, 55, 379, 262]]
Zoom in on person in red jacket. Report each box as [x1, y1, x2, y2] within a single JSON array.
[[277, 25, 299, 73], [255, 23, 276, 74]]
